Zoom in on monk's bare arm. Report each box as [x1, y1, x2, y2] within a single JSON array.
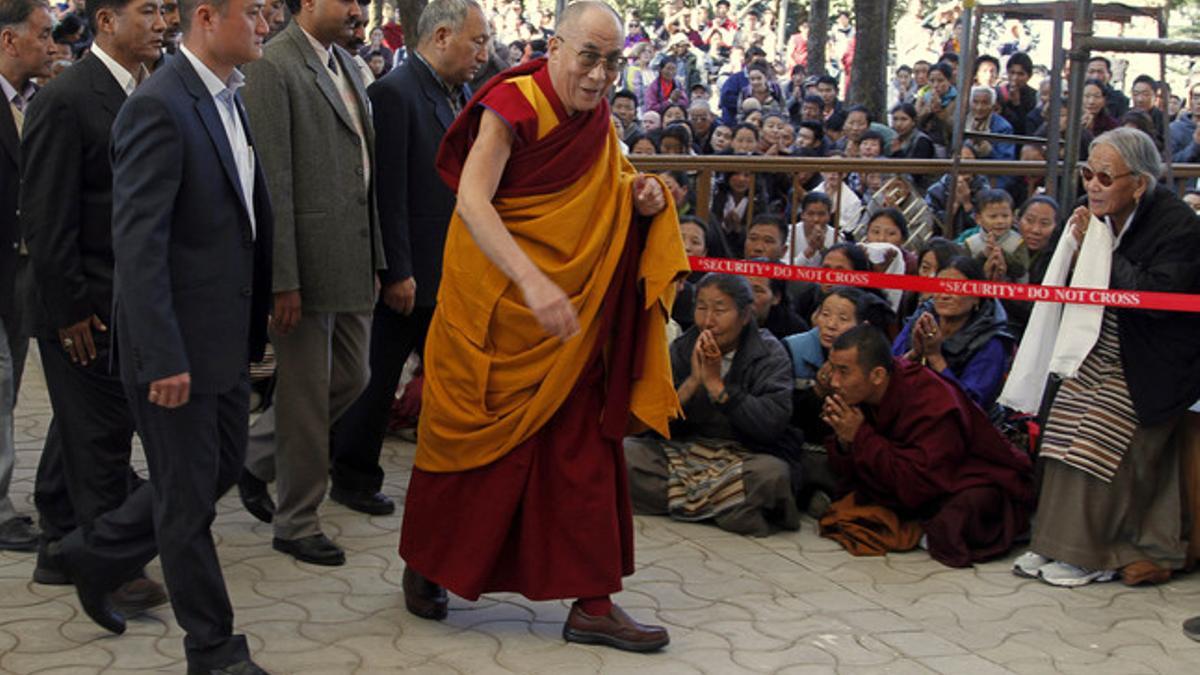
[[456, 110, 580, 341]]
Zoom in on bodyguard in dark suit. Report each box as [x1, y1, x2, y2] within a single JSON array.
[[51, 2, 273, 672], [21, 2, 167, 603], [328, 0, 489, 511], [0, 0, 54, 552]]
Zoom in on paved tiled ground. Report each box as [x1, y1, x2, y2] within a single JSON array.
[[4, 350, 1200, 674]]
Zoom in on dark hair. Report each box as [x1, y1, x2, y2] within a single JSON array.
[[930, 62, 954, 81], [745, 46, 766, 58], [747, 61, 771, 77], [831, 324, 895, 374], [660, 123, 693, 151], [974, 54, 1000, 74], [859, 129, 885, 147], [52, 12, 82, 42], [627, 131, 658, 152], [976, 188, 1014, 213], [1007, 52, 1033, 75], [914, 59, 931, 68], [1131, 74, 1157, 89], [939, 52, 959, 65], [816, 74, 838, 89], [530, 38, 547, 53], [891, 102, 918, 120], [0, 0, 48, 29], [867, 207, 909, 240], [662, 103, 688, 120], [746, 258, 787, 298], [802, 94, 825, 110], [825, 110, 846, 132], [749, 214, 787, 241], [944, 255, 986, 281], [798, 120, 824, 142], [1120, 110, 1155, 137], [1088, 55, 1112, 73], [897, 64, 912, 75], [791, 63, 806, 77], [825, 286, 898, 329], [696, 273, 755, 314], [801, 191, 833, 212], [732, 122, 760, 141], [1083, 78, 1107, 94], [824, 242, 870, 271], [182, 0, 233, 32], [917, 237, 964, 274], [845, 105, 871, 123], [612, 89, 638, 106]]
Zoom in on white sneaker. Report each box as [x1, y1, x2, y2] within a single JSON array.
[[1037, 561, 1118, 587], [1012, 551, 1051, 578]]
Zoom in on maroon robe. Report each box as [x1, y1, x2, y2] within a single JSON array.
[[828, 359, 1035, 567]]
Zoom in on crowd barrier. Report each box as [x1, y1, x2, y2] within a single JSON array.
[[690, 256, 1200, 313]]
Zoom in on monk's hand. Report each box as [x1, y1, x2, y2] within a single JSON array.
[[382, 277, 417, 315], [519, 270, 580, 342], [271, 290, 302, 335], [822, 393, 864, 445], [1069, 205, 1092, 246], [633, 174, 667, 217]]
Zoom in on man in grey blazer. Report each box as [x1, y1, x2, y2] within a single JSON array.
[[241, 0, 384, 566]]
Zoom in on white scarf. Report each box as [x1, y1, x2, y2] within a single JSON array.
[[998, 214, 1113, 413]]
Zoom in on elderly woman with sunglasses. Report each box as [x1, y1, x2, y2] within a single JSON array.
[[1010, 128, 1200, 588]]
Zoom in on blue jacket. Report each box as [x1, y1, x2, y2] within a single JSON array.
[[782, 328, 824, 379]]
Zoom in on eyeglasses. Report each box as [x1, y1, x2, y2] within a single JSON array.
[[557, 38, 625, 75], [1078, 165, 1132, 187]]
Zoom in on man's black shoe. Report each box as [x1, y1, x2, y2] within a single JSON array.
[[0, 515, 38, 551], [187, 658, 269, 674], [329, 486, 395, 516], [272, 534, 345, 566], [47, 542, 126, 634], [238, 470, 275, 524], [33, 544, 72, 585]]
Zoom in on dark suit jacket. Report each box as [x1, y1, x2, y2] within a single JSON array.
[[110, 53, 273, 394], [0, 89, 19, 320], [19, 54, 126, 339], [367, 53, 465, 307]]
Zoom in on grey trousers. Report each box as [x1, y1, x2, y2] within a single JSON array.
[[245, 311, 370, 540], [623, 437, 801, 537], [0, 314, 29, 523]]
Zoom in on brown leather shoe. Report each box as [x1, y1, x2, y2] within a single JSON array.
[[1121, 560, 1172, 586], [562, 601, 669, 653], [402, 567, 448, 620], [110, 577, 169, 616]]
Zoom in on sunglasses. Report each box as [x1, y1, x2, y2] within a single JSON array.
[[1078, 165, 1132, 187]]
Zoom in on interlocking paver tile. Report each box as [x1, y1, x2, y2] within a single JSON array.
[[4, 348, 1200, 673]]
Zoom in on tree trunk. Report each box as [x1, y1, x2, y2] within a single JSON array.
[[848, 0, 893, 121], [397, 0, 427, 52], [372, 0, 382, 29], [807, 0, 829, 76]]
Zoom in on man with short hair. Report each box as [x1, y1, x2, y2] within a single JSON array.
[[21, 0, 171, 614], [328, 0, 489, 531], [819, 325, 1034, 567], [610, 87, 638, 141], [399, 0, 687, 652], [49, 1, 274, 670], [815, 74, 841, 119], [1169, 82, 1200, 168], [998, 52, 1035, 136], [0, 0, 53, 553], [1130, 74, 1166, 149], [1086, 56, 1129, 119], [687, 98, 712, 152], [240, 0, 386, 566]]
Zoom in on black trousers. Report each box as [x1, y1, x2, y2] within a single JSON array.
[[33, 337, 138, 542], [61, 378, 251, 669], [329, 303, 433, 493]]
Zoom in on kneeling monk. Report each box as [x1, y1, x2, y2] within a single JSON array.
[[398, 1, 690, 653], [819, 325, 1034, 567]]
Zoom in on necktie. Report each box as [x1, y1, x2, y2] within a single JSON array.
[[327, 52, 339, 76], [10, 100, 23, 137]]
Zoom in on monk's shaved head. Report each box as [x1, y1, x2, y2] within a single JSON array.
[[556, 0, 622, 38]]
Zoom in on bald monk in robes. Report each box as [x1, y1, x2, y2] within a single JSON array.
[[398, 1, 691, 652], [819, 325, 1035, 568]]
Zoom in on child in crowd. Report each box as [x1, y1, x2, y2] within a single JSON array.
[[963, 189, 1030, 283]]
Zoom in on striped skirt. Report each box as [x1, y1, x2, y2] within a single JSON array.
[[662, 439, 750, 521], [1040, 311, 1138, 483]]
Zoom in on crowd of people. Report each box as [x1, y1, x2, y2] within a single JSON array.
[[3, 0, 1200, 671]]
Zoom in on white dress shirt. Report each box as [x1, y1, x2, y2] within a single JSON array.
[[180, 45, 256, 239], [90, 42, 148, 97]]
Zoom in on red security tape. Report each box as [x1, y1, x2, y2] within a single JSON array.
[[689, 257, 1200, 313]]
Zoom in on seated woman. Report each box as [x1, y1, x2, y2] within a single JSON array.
[[748, 269, 808, 341], [710, 169, 769, 256], [1002, 196, 1060, 339], [862, 208, 917, 274], [925, 142, 990, 237], [624, 274, 802, 537], [1007, 128, 1200, 587], [897, 236, 965, 320], [893, 256, 1014, 411], [672, 216, 712, 333], [627, 131, 659, 155]]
